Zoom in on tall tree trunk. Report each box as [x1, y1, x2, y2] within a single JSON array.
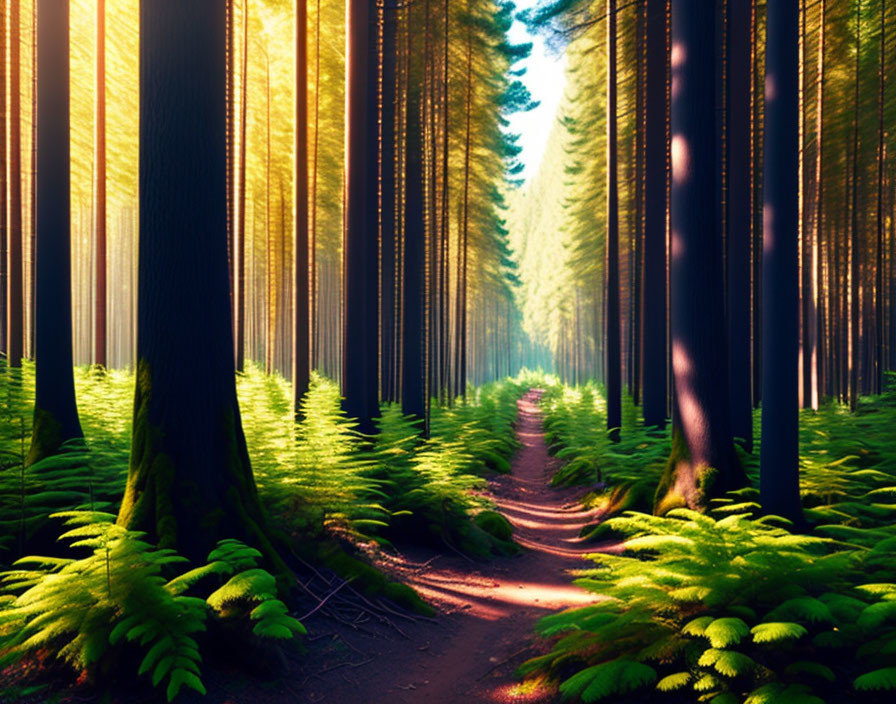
[[293, 0, 310, 416], [401, 0, 428, 429], [0, 0, 7, 357], [310, 0, 321, 371], [94, 0, 107, 368], [760, 0, 802, 522], [380, 1, 398, 403], [849, 0, 861, 410], [6, 0, 23, 368], [455, 10, 472, 399], [808, 0, 825, 408], [875, 0, 886, 394], [726, 0, 753, 450], [343, 0, 380, 435], [118, 0, 277, 566], [28, 0, 83, 464], [642, 0, 668, 429], [656, 0, 746, 514], [235, 0, 248, 372], [605, 0, 621, 443]]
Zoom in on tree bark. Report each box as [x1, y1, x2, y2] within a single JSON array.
[[380, 1, 398, 403], [118, 0, 276, 566], [0, 0, 7, 357], [94, 0, 107, 368], [606, 0, 621, 442], [343, 0, 380, 435], [6, 0, 23, 368], [642, 0, 668, 429], [726, 0, 753, 449], [28, 0, 84, 465], [401, 0, 428, 429], [235, 0, 248, 373], [293, 0, 310, 416], [656, 0, 746, 514], [759, 0, 802, 522]]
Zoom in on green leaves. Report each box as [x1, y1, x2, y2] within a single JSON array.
[[559, 658, 656, 702], [854, 667, 896, 691], [704, 617, 751, 648], [751, 622, 809, 644], [0, 516, 304, 702]]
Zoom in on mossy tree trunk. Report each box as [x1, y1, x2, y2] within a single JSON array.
[[656, 0, 746, 515], [117, 0, 276, 566], [29, 0, 84, 466]]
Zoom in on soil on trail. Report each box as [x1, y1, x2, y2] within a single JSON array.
[[290, 389, 603, 704]]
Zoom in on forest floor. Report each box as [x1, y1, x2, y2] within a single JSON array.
[[273, 389, 607, 704]]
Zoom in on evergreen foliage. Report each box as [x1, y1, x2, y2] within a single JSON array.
[[0, 512, 303, 701]]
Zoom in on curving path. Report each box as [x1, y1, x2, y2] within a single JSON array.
[[284, 389, 606, 704]]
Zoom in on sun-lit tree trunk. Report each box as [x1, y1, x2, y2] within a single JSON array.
[[235, 0, 248, 373], [6, 0, 23, 368], [94, 0, 107, 368], [0, 0, 7, 357], [759, 0, 802, 522], [343, 0, 380, 434], [642, 0, 668, 430], [293, 0, 310, 416], [28, 0, 84, 465], [606, 0, 621, 443], [310, 0, 321, 371], [455, 9, 472, 400], [119, 0, 278, 566], [726, 0, 753, 450], [656, 0, 746, 514]]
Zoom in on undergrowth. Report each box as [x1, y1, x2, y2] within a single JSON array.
[[0, 512, 304, 702], [525, 373, 896, 702]]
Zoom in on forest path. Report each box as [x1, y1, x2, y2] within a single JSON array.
[[291, 389, 604, 704]]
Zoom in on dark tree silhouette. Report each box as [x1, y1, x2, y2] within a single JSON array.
[[293, 0, 310, 416], [401, 0, 428, 429], [343, 0, 380, 435], [117, 0, 276, 565], [28, 0, 83, 465], [726, 0, 753, 451], [655, 0, 746, 514], [641, 0, 668, 430], [760, 0, 802, 522]]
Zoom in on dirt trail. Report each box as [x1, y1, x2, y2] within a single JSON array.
[[292, 389, 602, 704]]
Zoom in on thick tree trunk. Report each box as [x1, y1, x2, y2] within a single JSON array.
[[605, 0, 621, 442], [7, 0, 23, 368], [343, 0, 380, 435], [642, 0, 668, 429], [293, 0, 310, 416], [118, 1, 275, 566], [726, 0, 753, 450], [94, 0, 107, 368], [28, 0, 84, 465], [759, 0, 802, 522], [656, 0, 746, 514]]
